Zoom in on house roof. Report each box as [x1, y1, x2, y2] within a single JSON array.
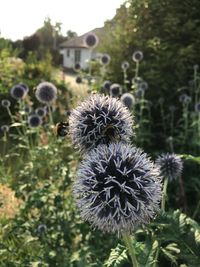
[[59, 27, 104, 49]]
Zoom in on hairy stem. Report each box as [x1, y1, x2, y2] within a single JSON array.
[[161, 177, 168, 212], [122, 232, 139, 267]]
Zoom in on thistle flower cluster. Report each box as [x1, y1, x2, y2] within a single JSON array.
[[120, 93, 135, 109], [10, 84, 27, 100], [100, 54, 111, 65], [35, 82, 57, 104], [28, 114, 42, 128], [1, 99, 11, 108], [70, 94, 162, 234], [69, 94, 133, 152], [74, 142, 161, 234], [110, 83, 122, 97], [84, 32, 99, 48], [156, 153, 183, 181]]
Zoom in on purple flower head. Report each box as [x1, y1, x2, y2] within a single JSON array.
[[73, 142, 162, 234]]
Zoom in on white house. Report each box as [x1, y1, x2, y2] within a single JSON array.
[[59, 29, 103, 70]]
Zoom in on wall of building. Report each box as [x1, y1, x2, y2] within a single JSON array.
[[60, 48, 96, 70]]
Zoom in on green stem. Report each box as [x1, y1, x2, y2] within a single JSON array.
[[122, 232, 139, 267], [135, 62, 139, 78], [161, 177, 168, 212]]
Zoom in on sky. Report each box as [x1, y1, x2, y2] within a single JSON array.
[[0, 0, 126, 41]]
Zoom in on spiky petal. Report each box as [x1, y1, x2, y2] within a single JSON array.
[[69, 94, 134, 152], [156, 153, 183, 181], [73, 142, 162, 234]]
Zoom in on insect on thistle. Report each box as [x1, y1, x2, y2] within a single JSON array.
[[54, 121, 69, 137]]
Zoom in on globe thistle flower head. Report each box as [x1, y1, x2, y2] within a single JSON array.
[[84, 32, 99, 48], [35, 82, 57, 104], [120, 93, 135, 109], [36, 107, 46, 117], [74, 63, 81, 71], [135, 88, 144, 99], [74, 142, 162, 234], [1, 125, 9, 133], [110, 83, 122, 97], [139, 81, 148, 91], [100, 54, 111, 65], [37, 224, 47, 234], [156, 153, 183, 181], [28, 114, 42, 128], [179, 94, 188, 103], [193, 64, 199, 71], [132, 77, 142, 85], [69, 94, 134, 152], [76, 76, 82, 84], [103, 80, 111, 93], [195, 102, 200, 112], [132, 51, 143, 62], [1, 99, 11, 108], [10, 84, 26, 100], [24, 106, 32, 114], [121, 61, 130, 70]]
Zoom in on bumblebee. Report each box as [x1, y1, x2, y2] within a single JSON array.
[[54, 121, 69, 137]]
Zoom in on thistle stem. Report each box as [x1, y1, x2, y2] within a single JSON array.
[[122, 232, 139, 267], [161, 177, 168, 212]]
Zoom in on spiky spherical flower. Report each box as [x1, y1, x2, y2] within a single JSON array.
[[76, 76, 82, 84], [139, 81, 148, 91], [10, 84, 26, 100], [1, 125, 9, 133], [24, 106, 32, 114], [1, 99, 11, 108], [100, 54, 111, 65], [74, 63, 81, 71], [179, 93, 191, 104], [132, 51, 143, 62], [121, 61, 130, 70], [121, 93, 135, 109], [36, 107, 46, 117], [84, 32, 99, 48], [35, 82, 57, 104], [156, 153, 183, 181], [132, 77, 142, 85], [103, 80, 111, 93], [135, 88, 144, 99], [28, 114, 42, 128], [195, 102, 200, 112], [69, 94, 133, 152], [110, 83, 122, 97], [73, 142, 162, 234], [37, 224, 47, 234]]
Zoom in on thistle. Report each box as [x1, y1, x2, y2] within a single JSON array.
[[10, 84, 26, 100], [84, 32, 99, 48], [100, 54, 111, 65], [28, 114, 42, 128], [156, 153, 183, 181], [1, 99, 11, 108], [132, 51, 143, 62], [69, 94, 133, 152], [110, 83, 122, 97], [35, 82, 57, 104], [73, 142, 162, 234], [121, 93, 135, 109]]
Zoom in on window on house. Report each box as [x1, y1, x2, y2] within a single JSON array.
[[66, 49, 70, 57], [74, 49, 81, 63]]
